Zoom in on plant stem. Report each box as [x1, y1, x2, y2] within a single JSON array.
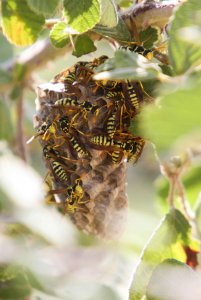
[[16, 93, 27, 162], [176, 178, 195, 221]]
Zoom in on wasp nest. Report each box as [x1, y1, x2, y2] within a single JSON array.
[[33, 56, 145, 239]]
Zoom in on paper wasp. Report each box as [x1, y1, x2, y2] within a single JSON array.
[[105, 108, 118, 138], [122, 80, 144, 117], [26, 121, 51, 144], [90, 134, 145, 163], [121, 44, 153, 59], [126, 137, 145, 163], [64, 179, 89, 213], [43, 144, 77, 182], [58, 116, 91, 158], [47, 176, 89, 214]]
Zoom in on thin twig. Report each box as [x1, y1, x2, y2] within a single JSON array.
[[167, 175, 177, 208], [16, 92, 27, 162], [176, 178, 195, 221]]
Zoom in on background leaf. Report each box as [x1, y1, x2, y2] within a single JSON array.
[[99, 0, 118, 28], [140, 83, 201, 150], [0, 265, 31, 300], [72, 34, 96, 57], [129, 209, 196, 300], [63, 0, 101, 34], [139, 27, 160, 49], [146, 259, 201, 300], [168, 0, 201, 74], [93, 17, 131, 42], [27, 0, 61, 17], [1, 0, 45, 46], [50, 22, 70, 48]]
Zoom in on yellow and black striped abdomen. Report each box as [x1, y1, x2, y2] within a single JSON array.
[[127, 85, 140, 111], [111, 151, 122, 164], [127, 139, 145, 163], [54, 97, 79, 107], [70, 136, 88, 157], [106, 110, 117, 138], [51, 161, 69, 182], [91, 135, 115, 147]]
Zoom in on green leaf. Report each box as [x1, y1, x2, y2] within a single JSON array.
[[99, 0, 118, 28], [146, 259, 201, 300], [139, 27, 160, 49], [0, 265, 31, 300], [72, 34, 96, 57], [93, 17, 131, 42], [50, 21, 70, 48], [63, 0, 101, 34], [94, 50, 159, 81], [156, 165, 201, 212], [27, 0, 61, 17], [168, 0, 201, 74], [129, 209, 195, 300], [1, 0, 45, 46], [140, 84, 201, 150], [0, 98, 14, 141]]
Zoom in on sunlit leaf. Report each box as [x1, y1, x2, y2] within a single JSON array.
[[93, 17, 131, 42], [63, 0, 101, 34], [168, 0, 201, 74], [99, 0, 118, 28], [146, 259, 201, 300], [129, 209, 196, 300], [1, 0, 45, 46], [27, 0, 61, 17], [50, 21, 70, 48], [140, 84, 201, 150], [72, 34, 96, 57]]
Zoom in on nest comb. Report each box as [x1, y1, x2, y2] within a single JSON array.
[[33, 56, 145, 239]]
